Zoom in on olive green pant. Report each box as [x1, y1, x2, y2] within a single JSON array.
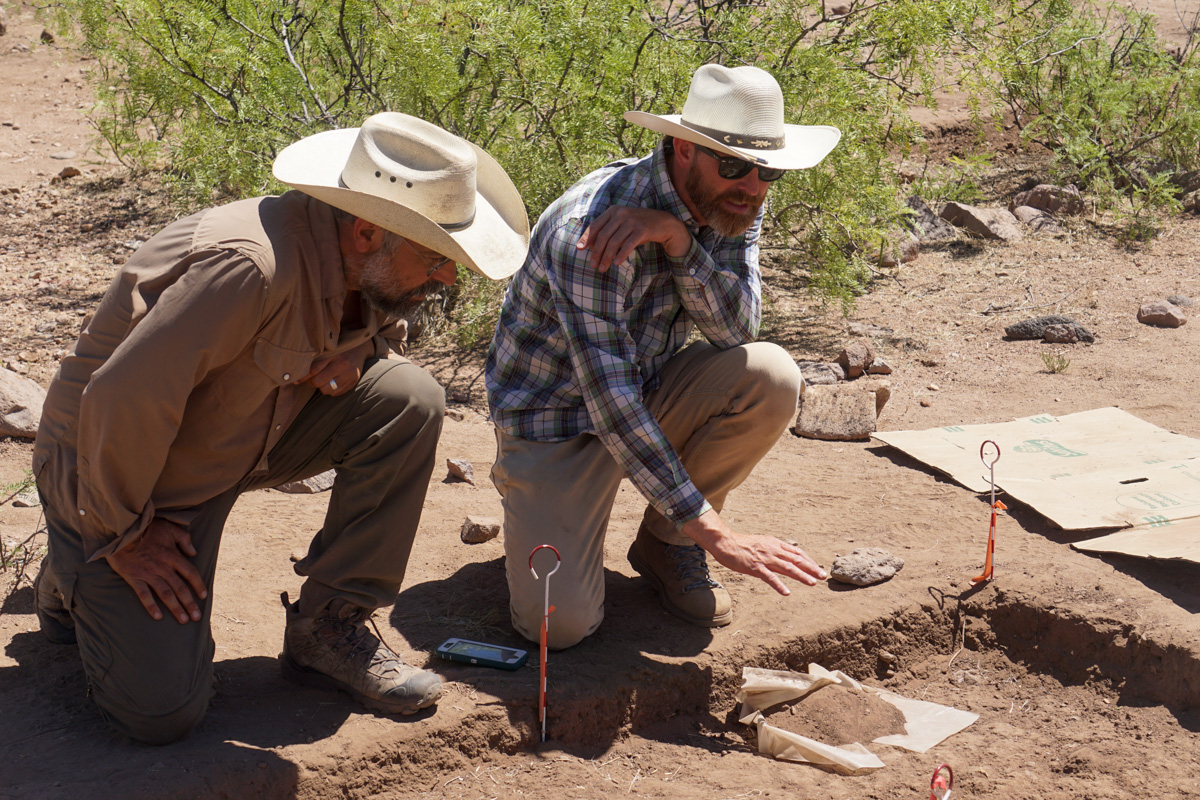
[[39, 358, 444, 744], [491, 341, 802, 650]]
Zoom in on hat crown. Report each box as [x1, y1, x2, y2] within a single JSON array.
[[341, 113, 477, 229], [680, 65, 786, 143]]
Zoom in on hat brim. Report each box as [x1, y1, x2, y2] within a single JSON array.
[[623, 111, 841, 170], [273, 128, 530, 280]]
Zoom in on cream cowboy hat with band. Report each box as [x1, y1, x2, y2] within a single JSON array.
[[624, 64, 841, 171], [273, 112, 530, 280]]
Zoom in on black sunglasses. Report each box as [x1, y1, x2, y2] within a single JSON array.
[[694, 144, 786, 182]]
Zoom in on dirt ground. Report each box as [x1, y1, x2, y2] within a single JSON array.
[[4, 1, 1200, 798]]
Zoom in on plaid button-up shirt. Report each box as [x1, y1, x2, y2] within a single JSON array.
[[486, 142, 762, 527]]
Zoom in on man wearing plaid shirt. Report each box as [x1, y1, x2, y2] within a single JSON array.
[[486, 65, 841, 648]]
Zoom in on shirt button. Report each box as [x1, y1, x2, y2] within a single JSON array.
[[79, 509, 86, 516], [282, 373, 291, 381], [688, 268, 696, 276], [275, 424, 281, 431], [665, 508, 674, 516]]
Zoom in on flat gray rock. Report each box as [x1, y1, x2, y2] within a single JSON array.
[[0, 368, 46, 439], [798, 362, 840, 386], [274, 469, 336, 494], [829, 547, 905, 586], [1004, 315, 1076, 340], [905, 196, 959, 243]]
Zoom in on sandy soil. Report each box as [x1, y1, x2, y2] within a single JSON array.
[[4, 1, 1200, 798]]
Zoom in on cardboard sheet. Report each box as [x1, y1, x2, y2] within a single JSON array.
[[873, 407, 1200, 563]]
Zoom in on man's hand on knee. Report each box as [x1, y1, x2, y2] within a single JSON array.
[[105, 519, 208, 624], [682, 509, 827, 596]]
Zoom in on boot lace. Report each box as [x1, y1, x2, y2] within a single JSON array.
[[666, 543, 721, 593]]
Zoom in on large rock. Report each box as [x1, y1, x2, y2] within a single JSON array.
[[0, 369, 46, 439], [829, 547, 905, 586], [793, 383, 888, 441], [1004, 315, 1077, 340], [1138, 301, 1187, 328], [1010, 184, 1084, 216], [905, 196, 959, 243], [940, 202, 1023, 242], [274, 469, 336, 494]]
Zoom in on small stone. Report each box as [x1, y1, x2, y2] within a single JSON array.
[[57, 166, 81, 179], [927, 383, 939, 391], [1042, 323, 1078, 343], [273, 469, 336, 494], [829, 547, 905, 586], [460, 515, 502, 544], [830, 4, 850, 15], [835, 340, 875, 379], [12, 488, 41, 508], [450, 391, 469, 403], [79, 222, 94, 233], [446, 458, 476, 486], [40, 28, 55, 44], [1138, 300, 1187, 328], [1010, 184, 1084, 216], [50, 150, 76, 160], [866, 357, 892, 375], [920, 399, 932, 408], [444, 407, 465, 422], [1167, 294, 1194, 307]]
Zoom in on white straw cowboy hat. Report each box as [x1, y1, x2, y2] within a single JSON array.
[[273, 112, 530, 280], [624, 64, 841, 171]]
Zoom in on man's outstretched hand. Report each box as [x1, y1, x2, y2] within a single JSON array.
[[682, 509, 826, 596], [105, 519, 207, 623]]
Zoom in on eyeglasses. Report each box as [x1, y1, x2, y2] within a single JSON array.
[[694, 144, 786, 182], [401, 237, 455, 276]]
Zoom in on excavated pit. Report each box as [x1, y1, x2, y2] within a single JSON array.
[[272, 587, 1200, 799]]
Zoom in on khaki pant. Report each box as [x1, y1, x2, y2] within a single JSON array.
[[491, 341, 802, 649], [39, 358, 444, 744]]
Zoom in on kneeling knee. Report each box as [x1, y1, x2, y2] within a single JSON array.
[[96, 683, 211, 745]]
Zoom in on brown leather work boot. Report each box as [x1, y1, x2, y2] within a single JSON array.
[[627, 526, 732, 627], [280, 593, 442, 715], [34, 559, 76, 645]]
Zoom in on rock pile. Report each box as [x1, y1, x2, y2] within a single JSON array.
[[793, 338, 892, 441]]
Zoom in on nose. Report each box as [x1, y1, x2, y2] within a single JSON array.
[[733, 170, 765, 195], [431, 261, 457, 287]]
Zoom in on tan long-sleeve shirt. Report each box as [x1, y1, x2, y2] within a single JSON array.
[[34, 191, 400, 561]]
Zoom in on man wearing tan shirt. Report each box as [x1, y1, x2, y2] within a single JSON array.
[[31, 113, 529, 744]]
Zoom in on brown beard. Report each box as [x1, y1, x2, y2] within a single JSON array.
[[684, 159, 765, 237], [353, 234, 443, 319]]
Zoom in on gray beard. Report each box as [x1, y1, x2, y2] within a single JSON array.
[[685, 160, 764, 237]]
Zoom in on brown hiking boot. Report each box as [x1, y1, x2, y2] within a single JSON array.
[[280, 593, 442, 715], [627, 526, 732, 627], [34, 559, 76, 645]]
